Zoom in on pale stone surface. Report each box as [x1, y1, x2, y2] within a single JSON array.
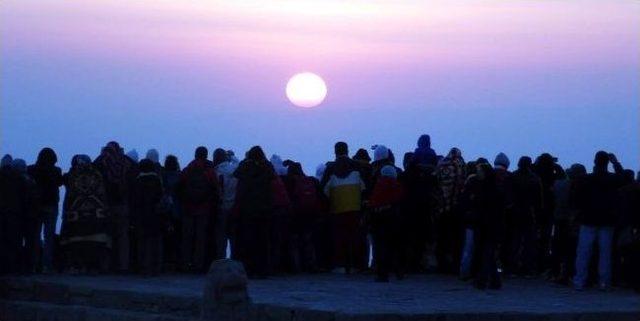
[[201, 259, 251, 321]]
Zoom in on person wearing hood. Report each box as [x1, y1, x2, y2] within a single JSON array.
[[12, 159, 40, 274], [320, 142, 365, 273], [27, 148, 63, 273], [506, 156, 542, 277], [93, 141, 138, 273], [573, 151, 625, 291], [368, 165, 405, 282], [233, 146, 275, 278], [616, 169, 640, 292], [145, 149, 163, 175], [126, 149, 139, 163], [413, 134, 438, 167], [213, 148, 238, 260], [161, 155, 181, 271], [177, 146, 219, 273], [269, 153, 292, 273], [283, 160, 319, 273], [434, 147, 466, 274], [492, 152, 514, 274], [60, 155, 111, 274], [0, 157, 31, 274], [131, 159, 165, 275], [472, 163, 505, 290]]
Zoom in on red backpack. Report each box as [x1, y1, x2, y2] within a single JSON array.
[[292, 176, 319, 214]]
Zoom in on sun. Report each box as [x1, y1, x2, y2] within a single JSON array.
[[286, 72, 327, 108]]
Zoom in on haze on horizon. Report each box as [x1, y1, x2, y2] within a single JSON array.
[[1, 0, 639, 173]]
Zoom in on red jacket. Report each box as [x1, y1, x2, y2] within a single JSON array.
[[179, 159, 219, 215], [369, 177, 404, 209]]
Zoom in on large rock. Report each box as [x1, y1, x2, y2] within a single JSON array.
[[201, 259, 251, 321]]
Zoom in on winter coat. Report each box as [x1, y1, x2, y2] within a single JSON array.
[[131, 172, 164, 232], [27, 164, 62, 208], [322, 156, 365, 214], [577, 167, 626, 227], [60, 163, 111, 248], [234, 159, 274, 219], [178, 159, 219, 215], [215, 161, 239, 211]]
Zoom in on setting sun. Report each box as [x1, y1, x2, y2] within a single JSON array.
[[286, 72, 327, 108]]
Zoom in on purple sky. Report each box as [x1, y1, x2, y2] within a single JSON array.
[[2, 1, 639, 173]]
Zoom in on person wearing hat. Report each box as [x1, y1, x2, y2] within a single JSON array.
[[368, 165, 405, 282]]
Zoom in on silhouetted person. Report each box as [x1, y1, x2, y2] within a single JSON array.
[[12, 159, 40, 274], [269, 154, 292, 274], [434, 148, 466, 274], [178, 146, 218, 272], [213, 149, 238, 260], [321, 142, 365, 273], [131, 159, 165, 275], [458, 161, 479, 280], [616, 169, 640, 292], [473, 163, 504, 290], [283, 160, 319, 273], [507, 156, 542, 276], [413, 134, 437, 167], [60, 155, 110, 274], [369, 165, 405, 282], [94, 141, 137, 272], [27, 147, 63, 273], [161, 155, 181, 271], [534, 153, 564, 273], [0, 155, 29, 275], [574, 151, 625, 291], [233, 146, 274, 278]]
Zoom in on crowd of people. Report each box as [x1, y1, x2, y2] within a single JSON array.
[[0, 136, 638, 292]]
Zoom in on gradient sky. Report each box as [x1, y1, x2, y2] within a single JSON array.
[[2, 0, 639, 174]]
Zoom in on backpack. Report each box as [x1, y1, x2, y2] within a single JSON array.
[[292, 176, 319, 214], [184, 166, 212, 203]]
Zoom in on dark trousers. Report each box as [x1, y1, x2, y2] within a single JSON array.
[[181, 212, 210, 272], [1, 212, 22, 274], [551, 220, 576, 281], [136, 230, 163, 275], [237, 216, 271, 278], [434, 211, 462, 274], [332, 211, 360, 272], [21, 217, 40, 273], [508, 216, 538, 275], [270, 208, 291, 273], [475, 233, 501, 289], [371, 209, 404, 280]]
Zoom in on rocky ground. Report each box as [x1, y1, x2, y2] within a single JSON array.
[[1, 273, 639, 320]]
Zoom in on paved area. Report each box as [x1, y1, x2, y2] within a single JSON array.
[[4, 273, 639, 316]]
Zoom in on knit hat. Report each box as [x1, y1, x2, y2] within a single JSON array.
[[126, 149, 139, 162], [146, 149, 160, 164], [11, 159, 27, 173], [0, 154, 13, 168], [494, 152, 510, 169], [373, 145, 390, 162]]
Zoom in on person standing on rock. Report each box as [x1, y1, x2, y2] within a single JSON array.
[[27, 148, 63, 273], [60, 155, 111, 274], [233, 146, 275, 278], [320, 142, 366, 274], [213, 148, 238, 260], [573, 151, 625, 291], [94, 142, 138, 273], [177, 146, 219, 273], [368, 165, 405, 282], [131, 159, 165, 275]]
